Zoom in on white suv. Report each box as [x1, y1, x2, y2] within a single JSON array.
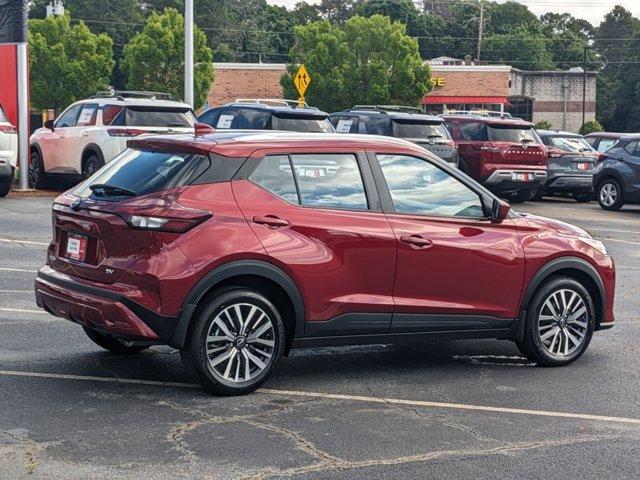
[[0, 103, 18, 197], [29, 91, 196, 189]]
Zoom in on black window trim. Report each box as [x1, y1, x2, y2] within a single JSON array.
[[366, 150, 494, 221], [54, 103, 83, 128], [246, 150, 382, 213]]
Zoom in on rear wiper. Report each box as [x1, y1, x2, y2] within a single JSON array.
[[89, 184, 137, 197], [167, 123, 188, 127], [521, 138, 535, 143], [428, 134, 444, 138]]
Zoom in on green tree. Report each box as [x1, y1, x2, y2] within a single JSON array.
[[121, 8, 214, 107], [534, 119, 553, 130], [482, 28, 555, 70], [595, 6, 640, 74], [356, 0, 418, 25], [318, 0, 358, 24], [28, 14, 114, 111], [579, 120, 604, 135], [486, 1, 541, 35], [291, 1, 322, 25], [282, 15, 431, 112]]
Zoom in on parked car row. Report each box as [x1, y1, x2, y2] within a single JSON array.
[[0, 103, 18, 197], [20, 93, 640, 211]]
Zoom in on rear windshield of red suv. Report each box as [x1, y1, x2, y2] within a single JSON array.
[[74, 149, 210, 199], [392, 120, 451, 140], [487, 124, 541, 144]]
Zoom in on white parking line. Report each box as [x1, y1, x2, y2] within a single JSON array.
[[0, 238, 49, 246], [0, 267, 38, 273], [0, 307, 45, 314], [1, 369, 639, 426]]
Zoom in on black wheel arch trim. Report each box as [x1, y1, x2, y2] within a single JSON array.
[[169, 260, 306, 349], [81, 144, 105, 169], [518, 256, 606, 336]]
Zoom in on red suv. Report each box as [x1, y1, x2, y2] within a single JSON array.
[[34, 130, 615, 395], [442, 115, 547, 203]]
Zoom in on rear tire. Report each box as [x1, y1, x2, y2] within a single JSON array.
[[83, 327, 151, 354], [572, 191, 592, 203], [82, 154, 103, 179], [530, 188, 545, 201], [181, 288, 285, 396], [597, 179, 624, 211], [0, 177, 11, 197], [29, 149, 48, 189], [516, 276, 595, 367], [508, 189, 532, 204]]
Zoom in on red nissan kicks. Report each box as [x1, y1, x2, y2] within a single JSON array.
[[35, 130, 615, 395]]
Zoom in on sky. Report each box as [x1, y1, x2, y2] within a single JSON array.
[[267, 0, 640, 27]]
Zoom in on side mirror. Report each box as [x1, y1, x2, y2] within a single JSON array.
[[483, 197, 510, 222], [44, 120, 54, 131]]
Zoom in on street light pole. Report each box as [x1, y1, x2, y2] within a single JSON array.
[[184, 0, 194, 108], [582, 45, 587, 129]]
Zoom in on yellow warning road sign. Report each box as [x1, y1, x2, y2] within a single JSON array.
[[293, 65, 311, 98]]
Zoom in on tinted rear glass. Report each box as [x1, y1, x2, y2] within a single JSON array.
[[487, 125, 541, 144], [546, 136, 593, 153], [392, 120, 451, 140], [75, 149, 209, 199], [271, 115, 334, 133], [112, 107, 195, 127]]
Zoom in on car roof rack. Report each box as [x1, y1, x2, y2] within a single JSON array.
[[351, 105, 424, 114], [232, 98, 319, 110], [91, 90, 176, 101]]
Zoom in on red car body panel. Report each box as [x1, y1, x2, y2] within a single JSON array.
[[34, 132, 615, 347]]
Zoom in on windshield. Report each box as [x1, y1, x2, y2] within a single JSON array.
[[392, 121, 451, 140], [487, 125, 541, 144], [272, 115, 334, 133], [547, 136, 594, 153], [111, 107, 196, 128], [74, 149, 210, 199]]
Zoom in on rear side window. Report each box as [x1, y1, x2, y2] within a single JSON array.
[[291, 154, 368, 210], [238, 109, 271, 129], [249, 153, 369, 210], [249, 155, 299, 204], [111, 107, 195, 127], [76, 104, 98, 127], [334, 116, 359, 133], [271, 115, 334, 133], [363, 117, 390, 135], [596, 139, 617, 152], [459, 122, 487, 141], [392, 121, 451, 140], [74, 149, 210, 199], [213, 109, 238, 129], [624, 140, 639, 157]]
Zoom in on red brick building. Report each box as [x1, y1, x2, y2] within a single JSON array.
[[207, 63, 286, 107]]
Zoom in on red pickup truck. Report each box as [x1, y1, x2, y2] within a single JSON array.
[[442, 115, 548, 203]]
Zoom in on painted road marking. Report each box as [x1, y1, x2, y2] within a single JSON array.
[[0, 238, 49, 246], [0, 267, 38, 273], [1, 369, 640, 426], [0, 307, 46, 314]]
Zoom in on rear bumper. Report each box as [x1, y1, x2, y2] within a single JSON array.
[[34, 267, 179, 342], [546, 173, 593, 193], [483, 169, 546, 193]]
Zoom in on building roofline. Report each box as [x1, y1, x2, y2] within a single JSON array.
[[430, 65, 512, 73], [213, 62, 287, 69]]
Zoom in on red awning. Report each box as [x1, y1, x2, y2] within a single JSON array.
[[422, 95, 509, 105]]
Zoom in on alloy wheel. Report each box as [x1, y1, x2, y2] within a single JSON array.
[[205, 302, 275, 383], [600, 182, 617, 207], [537, 289, 589, 357], [29, 153, 41, 188]]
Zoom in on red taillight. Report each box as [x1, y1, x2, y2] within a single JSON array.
[[0, 124, 17, 134], [597, 153, 607, 162], [107, 128, 146, 137], [126, 212, 211, 233]]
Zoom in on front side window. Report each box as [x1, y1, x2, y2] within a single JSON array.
[[55, 105, 82, 128], [76, 104, 98, 127], [291, 154, 368, 210], [249, 155, 299, 204], [377, 154, 484, 218], [624, 140, 640, 157]]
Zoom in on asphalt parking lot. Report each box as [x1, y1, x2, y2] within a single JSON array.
[[1, 194, 639, 479]]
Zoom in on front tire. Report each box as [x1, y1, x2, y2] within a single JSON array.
[[83, 327, 151, 354], [516, 276, 595, 367], [29, 149, 48, 189], [573, 191, 593, 203], [0, 177, 11, 197], [597, 179, 624, 211], [181, 288, 285, 396], [82, 154, 103, 179]]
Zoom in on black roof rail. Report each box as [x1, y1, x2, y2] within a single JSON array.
[[91, 90, 176, 101], [351, 105, 424, 114], [231, 98, 319, 110]]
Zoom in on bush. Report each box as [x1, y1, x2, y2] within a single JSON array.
[[534, 119, 553, 130], [579, 120, 604, 135]]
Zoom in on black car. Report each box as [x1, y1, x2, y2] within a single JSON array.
[[584, 132, 626, 153], [593, 133, 640, 210], [536, 130, 598, 202], [198, 99, 335, 133], [329, 106, 458, 166]]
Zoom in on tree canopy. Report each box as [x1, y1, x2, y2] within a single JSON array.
[[121, 8, 214, 107], [28, 14, 114, 111]]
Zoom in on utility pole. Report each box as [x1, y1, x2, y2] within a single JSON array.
[[477, 0, 485, 61], [184, 0, 194, 107], [582, 45, 587, 129]]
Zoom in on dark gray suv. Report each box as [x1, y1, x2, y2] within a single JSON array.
[[593, 133, 640, 210], [329, 106, 458, 167]]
